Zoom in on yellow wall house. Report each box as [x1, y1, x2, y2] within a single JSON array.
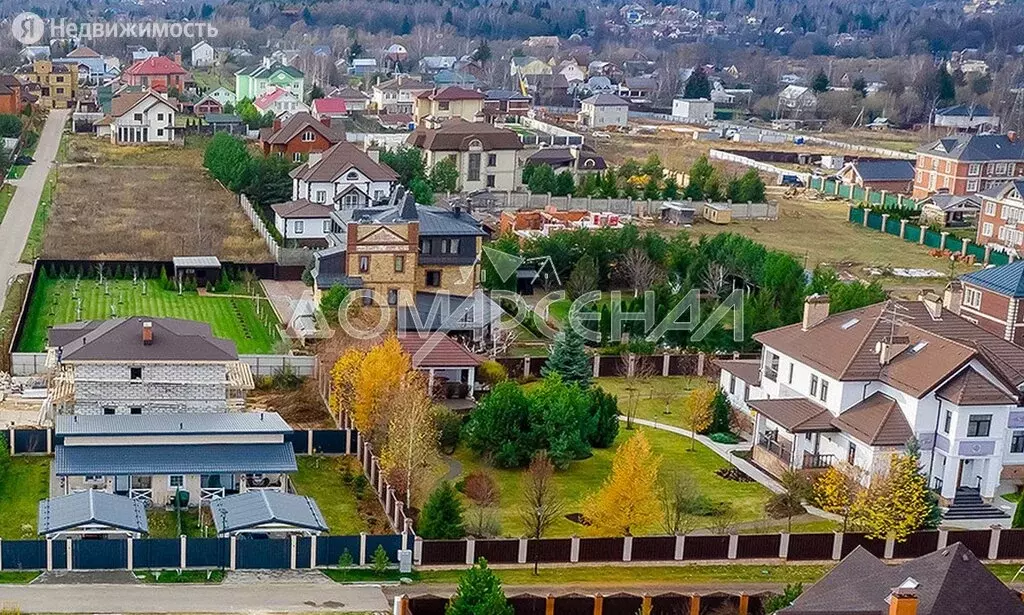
[[17, 61, 76, 109], [407, 119, 523, 192], [413, 86, 486, 128]]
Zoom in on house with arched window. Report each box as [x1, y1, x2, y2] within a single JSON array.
[[406, 119, 523, 192]]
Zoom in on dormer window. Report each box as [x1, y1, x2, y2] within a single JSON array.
[[302, 130, 315, 142], [346, 171, 358, 180]]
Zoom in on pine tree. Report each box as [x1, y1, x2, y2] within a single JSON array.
[[446, 559, 514, 615], [582, 431, 661, 536], [419, 481, 466, 539], [643, 176, 661, 200], [541, 328, 591, 388], [661, 176, 680, 200], [683, 67, 711, 99], [811, 70, 829, 93]]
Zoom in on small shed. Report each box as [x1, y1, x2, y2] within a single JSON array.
[[660, 202, 696, 225], [172, 256, 222, 286], [702, 202, 732, 225], [210, 491, 328, 537], [38, 490, 149, 539], [919, 194, 981, 228]]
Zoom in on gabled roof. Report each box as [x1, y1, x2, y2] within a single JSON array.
[[49, 317, 238, 362], [780, 543, 1024, 615], [124, 56, 188, 76], [262, 112, 345, 145], [56, 412, 291, 436], [407, 118, 523, 152], [38, 490, 148, 535], [236, 62, 303, 79], [67, 46, 101, 58], [398, 334, 483, 368], [936, 367, 1017, 405], [419, 86, 485, 101], [290, 141, 398, 183], [253, 86, 296, 109], [330, 86, 368, 101], [272, 199, 333, 219], [935, 104, 995, 117], [374, 76, 430, 92], [979, 179, 1024, 199], [716, 359, 761, 387], [582, 93, 628, 107], [311, 97, 347, 114], [848, 159, 914, 182], [211, 491, 328, 534], [920, 194, 981, 212], [916, 134, 1024, 162], [962, 261, 1024, 298], [485, 89, 531, 102], [110, 91, 176, 118], [830, 392, 913, 446]]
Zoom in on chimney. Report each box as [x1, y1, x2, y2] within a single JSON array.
[[878, 335, 911, 366], [272, 117, 282, 132], [919, 291, 943, 319], [453, 205, 462, 218], [888, 588, 918, 615], [142, 321, 153, 345], [173, 50, 182, 66], [320, 116, 331, 128], [943, 282, 963, 315], [802, 294, 830, 331]]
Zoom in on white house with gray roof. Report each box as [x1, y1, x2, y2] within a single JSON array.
[[578, 93, 629, 128]]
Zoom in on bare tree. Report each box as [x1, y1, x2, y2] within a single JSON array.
[[621, 248, 663, 297], [660, 474, 701, 536], [700, 262, 729, 299], [621, 352, 657, 429], [517, 451, 564, 575]]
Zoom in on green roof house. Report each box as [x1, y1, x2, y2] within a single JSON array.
[[235, 59, 305, 101]]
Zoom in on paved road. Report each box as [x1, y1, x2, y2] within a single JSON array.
[[0, 109, 70, 308], [0, 580, 391, 612]]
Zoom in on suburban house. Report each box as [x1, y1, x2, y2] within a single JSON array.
[[780, 543, 1024, 615], [0, 75, 29, 114], [253, 86, 308, 117], [311, 97, 348, 121], [371, 76, 432, 114], [975, 180, 1024, 254], [348, 58, 378, 76], [311, 187, 499, 344], [191, 40, 216, 67], [413, 86, 486, 128], [952, 260, 1024, 346], [327, 86, 369, 113], [194, 94, 223, 116], [919, 194, 981, 228], [524, 145, 607, 180], [509, 56, 552, 78], [933, 103, 1000, 133], [93, 91, 179, 145], [777, 85, 817, 117], [260, 112, 346, 161], [205, 87, 236, 107], [578, 93, 629, 128], [52, 46, 108, 84], [619, 76, 657, 104], [407, 119, 524, 192], [836, 159, 916, 194], [483, 89, 531, 123], [418, 56, 458, 75], [671, 98, 714, 122], [272, 142, 399, 246], [15, 61, 77, 109], [722, 293, 1024, 518], [235, 61, 305, 101], [398, 334, 482, 400], [524, 74, 570, 105], [912, 133, 1024, 198], [121, 56, 189, 93]]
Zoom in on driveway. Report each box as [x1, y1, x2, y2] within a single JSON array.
[[0, 109, 69, 307]]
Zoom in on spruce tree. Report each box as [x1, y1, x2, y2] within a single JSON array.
[[542, 327, 591, 388], [446, 559, 513, 615], [418, 481, 466, 539]]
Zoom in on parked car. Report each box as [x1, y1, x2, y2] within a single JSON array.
[[779, 174, 805, 187]]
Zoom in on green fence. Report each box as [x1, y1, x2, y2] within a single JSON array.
[[904, 224, 921, 243], [849, 206, 1002, 265], [923, 229, 943, 249], [884, 217, 901, 236], [967, 242, 986, 262], [811, 175, 921, 211], [866, 212, 883, 230], [945, 235, 963, 254], [991, 251, 1010, 266], [849, 207, 864, 225]]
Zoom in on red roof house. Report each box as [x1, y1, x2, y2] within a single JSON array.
[[122, 56, 189, 91], [259, 111, 345, 161], [311, 97, 348, 119]]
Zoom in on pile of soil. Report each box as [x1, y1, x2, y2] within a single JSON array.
[[564, 512, 591, 526], [716, 466, 755, 483]]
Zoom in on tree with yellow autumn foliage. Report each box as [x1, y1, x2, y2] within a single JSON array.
[[330, 347, 365, 424], [813, 465, 860, 532], [681, 385, 716, 451], [378, 371, 440, 508], [582, 431, 661, 536], [330, 335, 413, 445], [850, 452, 930, 542]]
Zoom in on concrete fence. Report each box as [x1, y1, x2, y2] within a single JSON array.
[[238, 194, 313, 268], [709, 148, 811, 184], [8, 352, 318, 377], [397, 590, 768, 615], [458, 191, 777, 219]]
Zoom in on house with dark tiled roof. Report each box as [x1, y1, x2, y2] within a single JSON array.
[[933, 103, 1001, 133], [398, 334, 484, 398], [837, 159, 916, 194], [722, 291, 1024, 518], [407, 119, 523, 191], [260, 111, 345, 162], [371, 75, 432, 114], [975, 180, 1024, 256], [483, 89, 531, 122], [913, 133, 1024, 198], [524, 145, 606, 179], [578, 93, 629, 128]]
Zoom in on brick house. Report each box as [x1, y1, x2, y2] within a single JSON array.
[[259, 112, 345, 162], [952, 261, 1024, 346], [975, 180, 1024, 256], [482, 89, 531, 123], [194, 94, 223, 117], [0, 75, 27, 114], [15, 61, 76, 109], [912, 133, 1024, 198], [121, 56, 189, 92], [413, 86, 486, 127]]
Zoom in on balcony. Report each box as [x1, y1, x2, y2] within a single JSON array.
[[802, 452, 835, 470], [757, 433, 792, 462]]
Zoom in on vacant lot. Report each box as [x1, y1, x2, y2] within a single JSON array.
[[18, 277, 280, 354], [43, 135, 271, 262], [0, 456, 49, 539]]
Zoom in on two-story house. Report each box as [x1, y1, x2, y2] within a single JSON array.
[[721, 293, 1024, 518], [272, 142, 399, 246], [121, 56, 189, 93], [407, 119, 523, 192], [951, 260, 1024, 346], [52, 46, 109, 84], [253, 86, 308, 117], [974, 180, 1024, 255], [413, 86, 486, 128], [235, 61, 305, 101], [578, 93, 629, 128], [15, 61, 76, 109], [483, 89, 531, 123], [913, 133, 1024, 198], [776, 85, 817, 118], [260, 112, 345, 161], [93, 91, 178, 144], [371, 76, 432, 114], [44, 317, 298, 507], [311, 187, 499, 343]]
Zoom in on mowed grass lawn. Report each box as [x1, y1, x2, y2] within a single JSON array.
[[0, 457, 50, 539], [451, 424, 770, 537], [18, 277, 280, 354], [291, 456, 370, 535], [598, 376, 710, 431]]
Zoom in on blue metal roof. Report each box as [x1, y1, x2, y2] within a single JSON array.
[[38, 490, 148, 535], [55, 443, 298, 476], [210, 491, 328, 533], [56, 412, 292, 437], [962, 261, 1024, 298], [851, 160, 914, 182]]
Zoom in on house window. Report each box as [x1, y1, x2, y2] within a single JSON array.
[[56, 88, 64, 95], [323, 220, 331, 233], [729, 374, 736, 395], [967, 179, 979, 193], [130, 407, 142, 415], [819, 379, 828, 402], [156, 129, 163, 137], [387, 288, 398, 305], [985, 201, 997, 215], [134, 113, 143, 121], [983, 222, 994, 237], [394, 255, 405, 272], [997, 163, 1008, 175], [441, 238, 461, 254], [967, 414, 992, 437], [359, 255, 370, 273], [1013, 431, 1024, 453], [810, 374, 819, 397], [294, 220, 304, 235], [468, 153, 482, 182], [438, 101, 450, 111], [425, 270, 442, 287], [157, 113, 164, 121], [764, 352, 779, 381], [315, 190, 327, 203], [487, 153, 497, 167], [969, 163, 981, 176], [944, 409, 952, 434], [963, 287, 982, 309], [168, 475, 185, 488], [342, 193, 361, 207], [486, 175, 496, 188], [103, 407, 115, 415], [302, 130, 315, 142], [130, 367, 143, 381], [847, 442, 857, 465], [293, 152, 303, 163], [84, 476, 103, 482], [420, 238, 433, 253], [347, 171, 358, 180]]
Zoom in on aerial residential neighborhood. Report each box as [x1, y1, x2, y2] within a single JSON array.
[[6, 1, 1024, 614]]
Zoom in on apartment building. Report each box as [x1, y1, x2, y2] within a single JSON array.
[[912, 133, 1024, 198]]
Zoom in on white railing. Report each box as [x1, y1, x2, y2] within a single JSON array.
[[200, 487, 225, 501], [129, 488, 153, 504]]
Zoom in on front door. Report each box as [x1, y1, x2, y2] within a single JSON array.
[[114, 475, 129, 494]]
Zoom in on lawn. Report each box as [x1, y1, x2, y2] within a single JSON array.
[[291, 456, 372, 535], [147, 507, 205, 538], [136, 569, 225, 583], [0, 183, 14, 223], [19, 167, 55, 263], [0, 457, 50, 539], [0, 571, 41, 583], [449, 424, 771, 537], [414, 563, 833, 586], [0, 274, 28, 372], [597, 376, 710, 431], [18, 276, 281, 354]]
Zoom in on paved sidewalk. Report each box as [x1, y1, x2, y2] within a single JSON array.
[[0, 110, 69, 308]]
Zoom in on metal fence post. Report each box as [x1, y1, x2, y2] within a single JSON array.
[[180, 535, 187, 569]]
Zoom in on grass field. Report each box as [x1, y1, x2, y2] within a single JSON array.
[[0, 457, 50, 539], [598, 376, 709, 431], [291, 456, 372, 535], [0, 183, 15, 223], [136, 569, 225, 583], [44, 135, 270, 262], [18, 276, 280, 354], [148, 507, 205, 538], [449, 423, 771, 538], [19, 168, 55, 263]]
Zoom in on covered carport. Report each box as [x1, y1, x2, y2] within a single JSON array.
[[38, 490, 148, 539], [172, 256, 222, 287], [210, 491, 328, 537]]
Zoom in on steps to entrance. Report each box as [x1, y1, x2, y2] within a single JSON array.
[[943, 487, 1009, 520]]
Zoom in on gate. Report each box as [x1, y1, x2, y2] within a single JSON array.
[[236, 538, 291, 569], [73, 539, 128, 570]]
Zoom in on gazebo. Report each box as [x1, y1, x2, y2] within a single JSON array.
[[38, 490, 149, 539], [172, 256, 222, 286], [210, 491, 328, 537]]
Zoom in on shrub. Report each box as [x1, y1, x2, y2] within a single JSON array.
[[462, 471, 500, 507], [709, 432, 739, 444], [433, 406, 463, 454], [371, 544, 389, 576], [464, 382, 536, 468], [271, 366, 303, 390], [418, 481, 466, 539], [477, 360, 508, 386], [1013, 495, 1024, 529], [587, 387, 619, 448], [320, 285, 350, 323]]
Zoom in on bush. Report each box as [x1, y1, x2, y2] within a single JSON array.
[[464, 382, 537, 468], [477, 360, 508, 387], [320, 285, 350, 323], [680, 494, 729, 517], [371, 544, 389, 576], [418, 481, 466, 539], [709, 432, 739, 444], [433, 406, 463, 455], [587, 387, 619, 448], [708, 390, 732, 435], [271, 366, 303, 390]]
